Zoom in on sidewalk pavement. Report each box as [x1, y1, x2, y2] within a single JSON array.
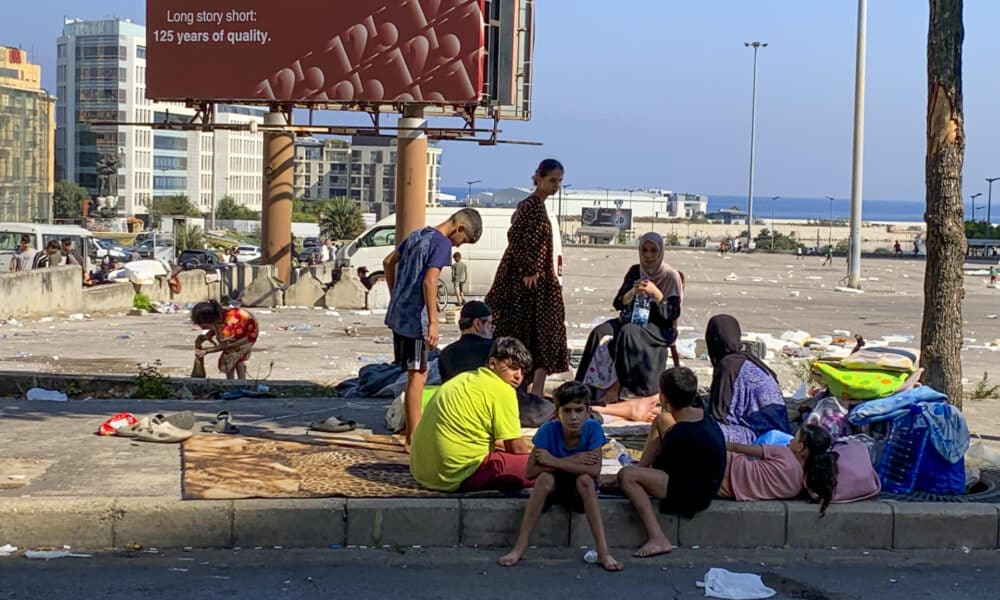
[[1, 387, 998, 553]]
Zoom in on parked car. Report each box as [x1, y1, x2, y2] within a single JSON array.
[[178, 249, 226, 271], [303, 237, 320, 248], [137, 238, 174, 260], [234, 245, 261, 263]]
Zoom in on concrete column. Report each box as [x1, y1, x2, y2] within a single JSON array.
[[394, 106, 428, 244], [262, 111, 294, 284]]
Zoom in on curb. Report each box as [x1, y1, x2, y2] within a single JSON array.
[[1, 497, 997, 551], [0, 371, 333, 398]]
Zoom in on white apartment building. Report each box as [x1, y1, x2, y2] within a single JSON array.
[[294, 136, 442, 218], [56, 18, 263, 219]]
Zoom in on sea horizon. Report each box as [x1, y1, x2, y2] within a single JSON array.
[[441, 187, 957, 224]]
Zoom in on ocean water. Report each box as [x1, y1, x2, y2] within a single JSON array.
[[443, 187, 930, 222]]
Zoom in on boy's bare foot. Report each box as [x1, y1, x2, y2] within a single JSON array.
[[599, 553, 624, 571], [497, 549, 525, 567], [633, 538, 673, 558], [626, 396, 659, 422]]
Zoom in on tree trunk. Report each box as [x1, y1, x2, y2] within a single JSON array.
[[922, 0, 966, 408]]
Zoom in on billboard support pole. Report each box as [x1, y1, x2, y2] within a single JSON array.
[[262, 109, 294, 284], [395, 105, 428, 245]]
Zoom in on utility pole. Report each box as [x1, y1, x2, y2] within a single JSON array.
[[744, 40, 768, 247], [825, 195, 835, 246], [971, 192, 983, 221], [847, 0, 867, 289], [770, 195, 781, 251], [465, 179, 480, 207], [986, 177, 999, 223]]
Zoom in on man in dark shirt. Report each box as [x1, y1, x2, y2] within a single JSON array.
[[438, 301, 494, 382], [438, 301, 554, 427], [617, 367, 725, 558]]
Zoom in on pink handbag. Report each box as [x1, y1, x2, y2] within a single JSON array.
[[831, 439, 882, 503]]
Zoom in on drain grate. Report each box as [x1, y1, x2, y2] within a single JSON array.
[[879, 469, 1000, 503]]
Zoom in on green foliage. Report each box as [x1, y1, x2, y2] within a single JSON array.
[[834, 238, 850, 254], [318, 197, 365, 240], [215, 196, 259, 221], [965, 220, 1000, 239], [150, 195, 202, 225], [132, 293, 152, 311], [970, 372, 1000, 401], [175, 224, 205, 252], [754, 228, 801, 252], [664, 232, 680, 246], [53, 180, 90, 220], [291, 197, 320, 223], [132, 360, 171, 399]]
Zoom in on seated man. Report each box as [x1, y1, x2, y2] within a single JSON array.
[[439, 301, 554, 427], [410, 337, 533, 492]]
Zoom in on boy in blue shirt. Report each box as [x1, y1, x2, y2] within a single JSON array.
[[384, 208, 483, 447], [498, 381, 622, 571]]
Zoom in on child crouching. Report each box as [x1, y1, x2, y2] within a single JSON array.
[[498, 381, 622, 571]]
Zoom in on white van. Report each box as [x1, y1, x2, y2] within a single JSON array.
[[0, 223, 99, 272], [336, 207, 564, 295]]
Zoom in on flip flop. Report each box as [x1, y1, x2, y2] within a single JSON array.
[[157, 410, 196, 431], [114, 416, 151, 438], [134, 416, 194, 443], [201, 410, 240, 434], [309, 416, 357, 433]]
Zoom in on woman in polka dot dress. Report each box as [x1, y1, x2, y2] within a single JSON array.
[[485, 159, 569, 395]]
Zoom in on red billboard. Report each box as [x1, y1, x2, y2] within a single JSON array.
[[146, 0, 485, 104]]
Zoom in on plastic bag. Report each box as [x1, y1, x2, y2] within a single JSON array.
[[806, 396, 849, 438], [965, 435, 1000, 469], [97, 412, 138, 436]]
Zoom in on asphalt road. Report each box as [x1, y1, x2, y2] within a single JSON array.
[[0, 547, 996, 599]]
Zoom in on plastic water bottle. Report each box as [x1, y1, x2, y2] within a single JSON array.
[[583, 549, 599, 564], [630, 292, 650, 326], [609, 439, 632, 467]]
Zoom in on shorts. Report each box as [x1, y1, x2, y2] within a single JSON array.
[[453, 281, 465, 294], [393, 332, 428, 373], [543, 472, 597, 514]]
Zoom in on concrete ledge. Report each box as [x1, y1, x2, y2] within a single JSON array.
[[460, 498, 569, 547], [569, 498, 678, 549], [786, 500, 893, 549], [890, 502, 999, 549], [346, 498, 460, 547], [0, 497, 115, 549], [113, 498, 232, 548], [233, 498, 346, 548], [679, 500, 786, 548]]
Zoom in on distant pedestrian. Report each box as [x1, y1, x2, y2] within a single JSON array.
[[991, 266, 998, 288], [319, 239, 331, 263], [913, 240, 920, 256], [822, 246, 833, 267], [893, 240, 902, 256], [36, 240, 63, 268], [61, 238, 84, 268], [795, 246, 802, 260], [452, 251, 467, 305], [9, 235, 38, 272]]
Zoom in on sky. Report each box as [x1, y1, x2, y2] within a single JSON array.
[[2, 1, 998, 201]]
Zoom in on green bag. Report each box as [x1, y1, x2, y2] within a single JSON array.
[[812, 362, 909, 401]]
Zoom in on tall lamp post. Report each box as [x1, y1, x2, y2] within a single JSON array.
[[986, 177, 999, 223], [744, 40, 768, 246], [824, 195, 835, 246], [971, 192, 983, 221], [557, 183, 572, 231], [465, 179, 480, 207], [769, 195, 781, 251]]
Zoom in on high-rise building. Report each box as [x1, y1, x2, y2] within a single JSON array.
[[0, 46, 55, 222], [56, 18, 263, 220], [293, 136, 442, 218]]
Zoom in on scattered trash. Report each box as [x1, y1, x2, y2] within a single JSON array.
[[834, 286, 864, 294], [24, 549, 92, 560], [724, 273, 738, 281], [325, 310, 341, 317], [283, 323, 313, 332], [373, 336, 392, 344], [150, 301, 179, 314], [351, 310, 372, 316], [583, 549, 598, 563], [0, 544, 16, 557], [96, 412, 138, 436], [344, 326, 359, 337], [37, 317, 54, 323], [987, 315, 998, 320], [788, 291, 800, 297], [13, 352, 30, 358], [358, 355, 390, 364], [116, 332, 135, 340], [582, 287, 597, 293], [696, 568, 776, 599], [68, 313, 86, 321], [26, 388, 68, 402]]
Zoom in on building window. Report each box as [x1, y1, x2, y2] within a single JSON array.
[[136, 45, 146, 59], [153, 156, 187, 170], [153, 175, 187, 191], [153, 135, 187, 151], [57, 44, 67, 58]]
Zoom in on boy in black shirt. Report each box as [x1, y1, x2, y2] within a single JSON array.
[[617, 367, 726, 558]]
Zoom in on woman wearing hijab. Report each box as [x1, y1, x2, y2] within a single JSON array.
[[576, 233, 683, 411], [705, 314, 791, 444]]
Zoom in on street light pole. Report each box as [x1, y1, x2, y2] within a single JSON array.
[[847, 0, 867, 288], [557, 183, 572, 231], [987, 177, 999, 224], [971, 192, 983, 221], [770, 195, 781, 251], [825, 195, 835, 246], [465, 179, 480, 207], [744, 40, 767, 247]]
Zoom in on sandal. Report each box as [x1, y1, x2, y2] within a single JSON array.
[[201, 410, 240, 434], [309, 416, 357, 433]]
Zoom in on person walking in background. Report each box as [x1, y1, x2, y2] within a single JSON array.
[[9, 235, 38, 272], [319, 239, 332, 263], [893, 240, 902, 256], [990, 265, 998, 288], [451, 252, 468, 305], [913, 239, 920, 257], [486, 158, 569, 397], [822, 245, 833, 266], [383, 208, 483, 447]]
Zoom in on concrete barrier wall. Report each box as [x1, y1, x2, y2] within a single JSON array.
[[82, 283, 135, 314], [0, 267, 83, 317]]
